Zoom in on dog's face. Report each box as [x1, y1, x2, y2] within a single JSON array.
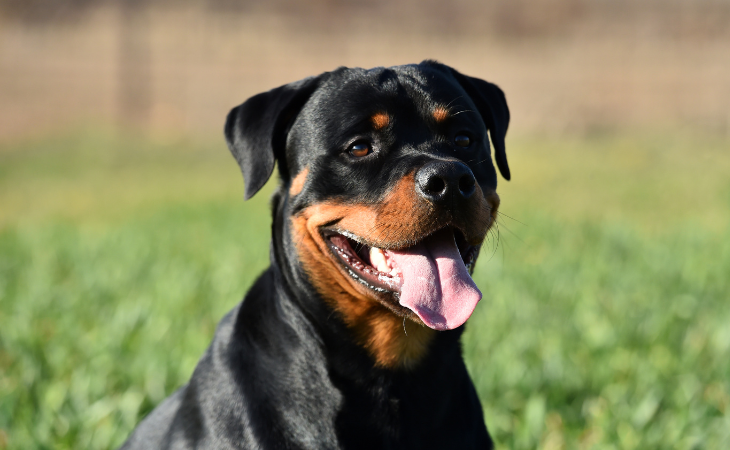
[[225, 61, 509, 368]]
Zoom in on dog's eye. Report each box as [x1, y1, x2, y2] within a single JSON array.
[[454, 134, 471, 148], [348, 141, 372, 158]]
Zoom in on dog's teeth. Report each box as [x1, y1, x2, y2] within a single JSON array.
[[369, 247, 390, 273]]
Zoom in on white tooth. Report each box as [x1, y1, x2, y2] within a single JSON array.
[[369, 246, 389, 273]]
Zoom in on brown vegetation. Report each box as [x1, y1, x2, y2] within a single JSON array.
[[1, 0, 729, 139]]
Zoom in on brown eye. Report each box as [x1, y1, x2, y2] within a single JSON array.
[[454, 134, 471, 148], [349, 142, 372, 157]]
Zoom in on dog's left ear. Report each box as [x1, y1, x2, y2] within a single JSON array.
[[225, 75, 325, 200], [447, 68, 511, 181]]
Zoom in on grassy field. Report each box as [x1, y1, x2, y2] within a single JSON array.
[[1, 128, 729, 449]]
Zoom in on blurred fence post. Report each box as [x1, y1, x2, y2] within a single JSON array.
[[117, 0, 152, 130]]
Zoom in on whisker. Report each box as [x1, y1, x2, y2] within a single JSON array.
[[469, 157, 492, 166], [487, 224, 500, 260], [496, 210, 526, 226], [495, 219, 524, 244], [444, 96, 465, 110], [485, 228, 496, 255]]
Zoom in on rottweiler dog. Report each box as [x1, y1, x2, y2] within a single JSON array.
[[120, 60, 510, 450]]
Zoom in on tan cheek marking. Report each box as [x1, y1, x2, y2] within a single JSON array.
[[372, 174, 431, 245], [289, 166, 309, 196], [330, 174, 434, 248], [433, 106, 449, 123], [371, 112, 390, 130]]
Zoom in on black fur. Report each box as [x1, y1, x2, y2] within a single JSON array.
[[120, 61, 509, 450]]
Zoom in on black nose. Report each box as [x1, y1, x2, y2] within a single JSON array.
[[415, 160, 476, 204]]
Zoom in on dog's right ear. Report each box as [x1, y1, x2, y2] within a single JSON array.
[[225, 75, 324, 200]]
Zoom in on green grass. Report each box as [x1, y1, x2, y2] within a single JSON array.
[[1, 128, 729, 449]]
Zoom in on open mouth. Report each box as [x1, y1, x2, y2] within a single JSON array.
[[324, 227, 478, 294], [323, 227, 482, 330]]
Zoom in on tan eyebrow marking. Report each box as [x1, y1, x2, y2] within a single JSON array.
[[433, 106, 450, 123], [370, 112, 390, 130], [289, 166, 309, 196]]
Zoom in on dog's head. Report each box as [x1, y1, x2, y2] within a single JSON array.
[[225, 61, 509, 367]]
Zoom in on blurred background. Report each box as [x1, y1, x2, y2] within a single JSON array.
[[2, 0, 730, 137], [1, 1, 729, 449]]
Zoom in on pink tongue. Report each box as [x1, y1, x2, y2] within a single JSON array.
[[387, 229, 481, 330]]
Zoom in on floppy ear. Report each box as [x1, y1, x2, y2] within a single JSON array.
[[447, 68, 511, 181], [224, 75, 324, 199]]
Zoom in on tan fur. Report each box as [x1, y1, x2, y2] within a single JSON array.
[[433, 106, 450, 123], [371, 112, 391, 130], [289, 166, 309, 196]]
